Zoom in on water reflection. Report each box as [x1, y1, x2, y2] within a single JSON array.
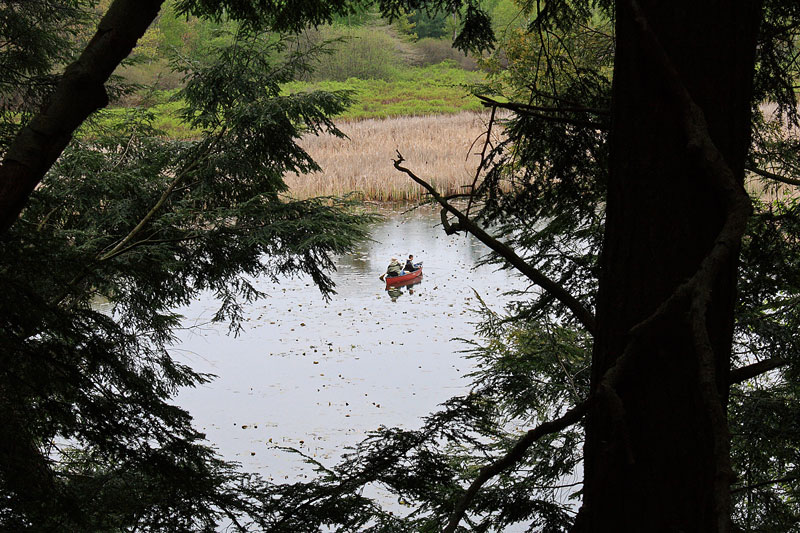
[[386, 277, 423, 301]]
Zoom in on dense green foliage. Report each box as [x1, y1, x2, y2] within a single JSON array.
[[409, 8, 450, 38], [0, 1, 95, 148], [118, 0, 491, 91], [114, 1, 486, 123], [292, 23, 415, 81], [0, 6, 377, 530], [102, 62, 482, 138], [284, 62, 484, 119]]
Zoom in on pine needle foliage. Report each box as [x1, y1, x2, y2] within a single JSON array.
[[0, 23, 375, 532], [0, 1, 94, 152]]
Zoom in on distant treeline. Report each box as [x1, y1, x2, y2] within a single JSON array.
[[108, 0, 526, 96]]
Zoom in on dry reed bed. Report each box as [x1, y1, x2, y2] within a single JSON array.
[[285, 112, 501, 201], [287, 106, 799, 204]]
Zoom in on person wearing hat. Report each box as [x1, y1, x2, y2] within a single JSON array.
[[379, 258, 403, 281]]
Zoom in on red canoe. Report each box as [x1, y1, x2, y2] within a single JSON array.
[[385, 265, 423, 286]]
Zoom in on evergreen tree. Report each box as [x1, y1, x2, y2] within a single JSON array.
[[0, 2, 375, 530]]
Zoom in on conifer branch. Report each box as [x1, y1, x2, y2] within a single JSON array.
[[476, 95, 609, 129], [98, 131, 224, 262], [442, 400, 591, 533], [394, 152, 597, 335], [745, 165, 800, 187], [730, 475, 798, 494], [443, 297, 667, 532], [729, 357, 788, 384], [0, 0, 166, 235], [479, 96, 596, 115], [0, 386, 58, 518]]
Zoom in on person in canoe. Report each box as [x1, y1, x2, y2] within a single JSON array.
[[404, 254, 419, 272], [379, 258, 403, 281]]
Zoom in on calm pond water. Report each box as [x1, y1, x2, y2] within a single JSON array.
[[173, 205, 527, 482]]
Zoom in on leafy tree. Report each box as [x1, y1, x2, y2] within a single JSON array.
[[0, 25, 378, 531]]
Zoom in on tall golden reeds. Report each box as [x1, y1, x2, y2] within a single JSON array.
[[285, 112, 502, 202]]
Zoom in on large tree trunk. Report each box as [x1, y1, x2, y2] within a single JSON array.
[[577, 1, 762, 531]]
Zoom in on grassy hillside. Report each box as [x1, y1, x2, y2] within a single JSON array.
[[101, 60, 485, 139], [103, 2, 490, 137], [284, 61, 485, 120]]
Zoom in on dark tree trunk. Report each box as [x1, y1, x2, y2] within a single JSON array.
[[577, 1, 762, 531], [0, 0, 165, 235]]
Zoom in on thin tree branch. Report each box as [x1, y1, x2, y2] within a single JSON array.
[[476, 96, 609, 130], [442, 400, 591, 533], [97, 232, 202, 263], [745, 164, 800, 187], [394, 152, 597, 335], [466, 105, 496, 219], [731, 475, 798, 494], [729, 357, 788, 384], [476, 95, 610, 117], [98, 131, 223, 262]]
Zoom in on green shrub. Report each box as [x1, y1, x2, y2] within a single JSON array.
[[409, 9, 450, 39], [411, 37, 478, 70], [115, 59, 185, 102], [297, 24, 412, 81]]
